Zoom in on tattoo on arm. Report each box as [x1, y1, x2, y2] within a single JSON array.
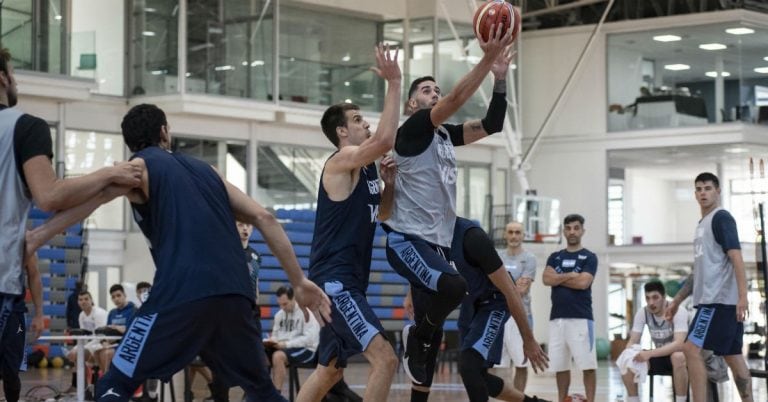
[[677, 273, 693, 300]]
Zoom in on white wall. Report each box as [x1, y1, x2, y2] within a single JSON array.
[[71, 0, 124, 96]]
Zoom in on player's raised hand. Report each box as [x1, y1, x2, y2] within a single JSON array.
[[490, 46, 516, 80], [479, 23, 516, 57], [371, 43, 401, 83], [380, 155, 396, 187], [293, 278, 332, 325]]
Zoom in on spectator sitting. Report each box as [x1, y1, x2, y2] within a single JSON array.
[[66, 281, 85, 330], [65, 291, 107, 392], [264, 286, 320, 392], [136, 281, 151, 307], [96, 284, 138, 374]]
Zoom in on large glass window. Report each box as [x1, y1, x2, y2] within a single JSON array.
[[172, 136, 248, 192], [1, 0, 65, 74], [129, 0, 179, 95], [255, 144, 332, 210], [607, 21, 768, 131], [64, 130, 125, 230], [186, 0, 274, 100], [278, 6, 381, 109], [457, 163, 491, 229], [71, 0, 125, 95]]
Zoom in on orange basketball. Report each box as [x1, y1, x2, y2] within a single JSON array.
[[472, 0, 521, 43]]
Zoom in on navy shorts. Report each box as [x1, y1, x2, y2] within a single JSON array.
[[98, 295, 284, 402], [265, 347, 316, 366], [385, 230, 459, 292], [0, 297, 27, 375], [316, 281, 385, 368], [459, 298, 509, 367], [688, 304, 743, 356]]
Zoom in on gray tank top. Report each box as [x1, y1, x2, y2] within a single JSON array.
[[0, 108, 30, 295], [385, 127, 457, 247], [645, 305, 674, 348], [693, 207, 738, 306]]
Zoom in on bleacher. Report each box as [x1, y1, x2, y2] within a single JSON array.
[[255, 209, 460, 334], [26, 207, 88, 358]]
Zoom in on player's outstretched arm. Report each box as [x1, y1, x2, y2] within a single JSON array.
[[429, 24, 514, 128], [326, 44, 401, 174], [728, 248, 748, 321], [378, 155, 396, 221], [460, 48, 514, 145], [25, 254, 44, 340], [221, 175, 332, 324], [488, 267, 549, 373], [23, 156, 142, 212]]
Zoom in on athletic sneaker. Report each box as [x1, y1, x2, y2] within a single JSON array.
[[402, 324, 431, 384], [524, 396, 551, 402]]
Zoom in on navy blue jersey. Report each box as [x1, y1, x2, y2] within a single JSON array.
[[451, 218, 501, 302], [546, 248, 598, 320], [309, 160, 381, 290], [130, 147, 253, 313], [107, 302, 137, 326]]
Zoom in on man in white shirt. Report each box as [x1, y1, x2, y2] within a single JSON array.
[[621, 281, 688, 402], [65, 291, 108, 391], [264, 286, 320, 392]]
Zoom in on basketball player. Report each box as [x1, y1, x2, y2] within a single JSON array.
[[666, 172, 752, 402], [453, 217, 549, 402], [296, 43, 401, 402], [26, 104, 332, 402], [383, 23, 515, 394]]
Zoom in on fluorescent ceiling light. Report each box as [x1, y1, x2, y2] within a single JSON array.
[[54, 15, 62, 20], [341, 54, 351, 62], [653, 35, 681, 42], [705, 71, 730, 77], [755, 67, 768, 74], [150, 70, 166, 75], [344, 81, 350, 87], [214, 65, 234, 71], [764, 56, 768, 61], [344, 99, 352, 103], [142, 31, 156, 37], [699, 43, 727, 50], [664, 64, 690, 71], [724, 147, 749, 154], [725, 27, 754, 35], [250, 60, 265, 67]]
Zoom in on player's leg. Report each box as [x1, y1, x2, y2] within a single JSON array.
[[669, 352, 688, 401], [407, 287, 446, 400], [620, 368, 638, 398], [507, 316, 529, 392], [296, 359, 343, 402], [361, 334, 398, 401], [564, 319, 597, 402], [723, 354, 752, 402], [547, 319, 571, 401], [686, 305, 723, 401], [0, 311, 25, 402]]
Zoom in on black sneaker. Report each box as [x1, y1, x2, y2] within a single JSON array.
[[525, 396, 552, 402], [402, 324, 431, 384]]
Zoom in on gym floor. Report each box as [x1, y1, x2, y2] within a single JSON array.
[[12, 360, 768, 401]]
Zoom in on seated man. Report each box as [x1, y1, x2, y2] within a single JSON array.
[[264, 286, 320, 392], [96, 284, 138, 374], [65, 291, 108, 391], [620, 281, 688, 402]]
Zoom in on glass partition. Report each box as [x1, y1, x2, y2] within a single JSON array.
[[1, 0, 65, 74], [129, 0, 179, 95], [278, 6, 380, 109], [172, 136, 249, 192], [71, 0, 125, 95], [607, 21, 768, 131], [186, 0, 274, 100], [256, 144, 332, 210]]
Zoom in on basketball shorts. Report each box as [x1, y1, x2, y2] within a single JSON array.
[[316, 281, 385, 368], [496, 313, 534, 368], [548, 318, 597, 372], [0, 297, 27, 374], [687, 304, 743, 356], [385, 230, 459, 292], [459, 298, 509, 367]]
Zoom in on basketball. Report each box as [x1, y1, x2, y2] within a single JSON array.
[[473, 0, 521, 43]]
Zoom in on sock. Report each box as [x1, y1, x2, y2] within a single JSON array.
[[627, 396, 640, 402], [410, 389, 429, 402], [675, 396, 687, 402]]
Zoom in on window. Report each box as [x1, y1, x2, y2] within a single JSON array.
[[172, 137, 248, 193], [129, 0, 179, 95], [255, 144, 332, 210], [608, 182, 624, 245]]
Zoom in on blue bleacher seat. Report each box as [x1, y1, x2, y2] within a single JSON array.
[[283, 222, 315, 233], [43, 304, 66, 316]]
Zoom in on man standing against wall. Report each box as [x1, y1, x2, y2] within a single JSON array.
[[542, 214, 598, 402], [496, 221, 537, 393], [666, 172, 752, 402]]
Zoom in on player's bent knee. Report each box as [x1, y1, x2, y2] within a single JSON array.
[[483, 372, 504, 398], [671, 351, 686, 366], [438, 274, 468, 304]]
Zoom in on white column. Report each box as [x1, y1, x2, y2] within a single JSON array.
[[714, 56, 724, 123]]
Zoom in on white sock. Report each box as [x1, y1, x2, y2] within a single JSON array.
[[626, 396, 640, 402], [675, 396, 687, 402]]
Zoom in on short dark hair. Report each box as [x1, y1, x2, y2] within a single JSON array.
[[408, 76, 436, 99], [0, 48, 11, 75], [695, 172, 719, 189], [109, 284, 125, 295], [563, 213, 584, 226], [78, 290, 92, 299], [320, 103, 360, 147], [644, 281, 666, 296], [136, 282, 151, 291], [121, 104, 168, 152], [276, 286, 294, 299]]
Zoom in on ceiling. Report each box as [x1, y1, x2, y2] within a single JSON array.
[[608, 21, 768, 83]]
